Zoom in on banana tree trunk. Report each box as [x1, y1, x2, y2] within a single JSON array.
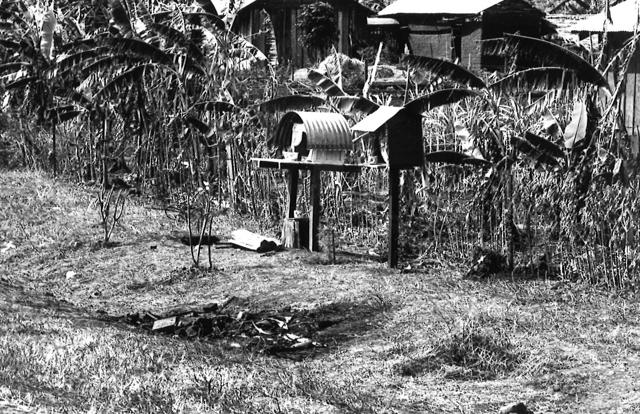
[[504, 150, 515, 270], [102, 115, 109, 188], [51, 121, 57, 177]]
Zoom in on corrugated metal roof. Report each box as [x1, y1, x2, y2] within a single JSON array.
[[352, 106, 404, 133], [273, 112, 353, 151], [378, 0, 504, 16], [571, 0, 640, 33], [367, 17, 400, 26]]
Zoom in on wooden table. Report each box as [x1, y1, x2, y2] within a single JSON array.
[[252, 158, 401, 268]]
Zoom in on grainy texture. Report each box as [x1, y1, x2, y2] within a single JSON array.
[[1, 170, 640, 413]]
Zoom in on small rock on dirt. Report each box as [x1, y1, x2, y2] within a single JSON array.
[[498, 402, 533, 414]]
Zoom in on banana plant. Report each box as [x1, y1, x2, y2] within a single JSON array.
[[0, 0, 84, 175], [399, 34, 612, 268]]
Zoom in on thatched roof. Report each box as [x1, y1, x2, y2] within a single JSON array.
[[571, 0, 640, 33]]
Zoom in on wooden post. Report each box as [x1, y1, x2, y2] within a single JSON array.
[[388, 167, 400, 268], [287, 168, 299, 218], [309, 166, 321, 252]]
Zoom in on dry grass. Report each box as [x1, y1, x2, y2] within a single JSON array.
[[1, 170, 640, 413]]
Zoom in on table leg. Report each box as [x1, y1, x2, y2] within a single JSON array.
[[388, 167, 400, 268], [287, 168, 299, 219], [309, 166, 321, 252]]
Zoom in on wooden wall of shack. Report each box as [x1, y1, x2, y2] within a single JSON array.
[[605, 33, 640, 137], [396, 0, 551, 73], [232, 0, 372, 68]]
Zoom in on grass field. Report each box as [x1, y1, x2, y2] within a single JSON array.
[[1, 170, 639, 413]]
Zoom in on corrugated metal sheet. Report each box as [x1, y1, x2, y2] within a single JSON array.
[[571, 0, 640, 33], [378, 0, 504, 16], [352, 106, 404, 133], [273, 111, 353, 151], [367, 17, 400, 26]]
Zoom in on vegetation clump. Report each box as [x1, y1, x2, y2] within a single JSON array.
[[397, 318, 522, 380]]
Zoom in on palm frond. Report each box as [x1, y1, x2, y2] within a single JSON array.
[[333, 96, 379, 116], [194, 0, 219, 17], [425, 151, 491, 166], [564, 99, 588, 149], [59, 38, 99, 53], [5, 75, 38, 90], [108, 0, 133, 36], [63, 16, 86, 39], [179, 55, 206, 77], [404, 88, 481, 114], [103, 37, 172, 65], [489, 67, 580, 92], [523, 131, 565, 159], [259, 95, 325, 114], [184, 115, 210, 133], [485, 34, 608, 89], [151, 23, 204, 63], [46, 105, 83, 123], [67, 90, 92, 107], [95, 64, 153, 100], [184, 13, 225, 31], [511, 136, 561, 167], [81, 54, 145, 77], [0, 20, 15, 30], [0, 62, 31, 77], [307, 69, 345, 97], [401, 55, 487, 89], [0, 39, 21, 51], [56, 49, 103, 74]]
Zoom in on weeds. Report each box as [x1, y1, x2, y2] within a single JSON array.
[[397, 315, 523, 380], [96, 186, 126, 245]]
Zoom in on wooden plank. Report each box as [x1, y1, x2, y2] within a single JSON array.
[[633, 53, 640, 135], [229, 229, 281, 253], [388, 167, 400, 268], [250, 158, 363, 172], [282, 217, 309, 249], [287, 168, 299, 218], [152, 317, 177, 331], [625, 72, 635, 132], [309, 166, 321, 252]]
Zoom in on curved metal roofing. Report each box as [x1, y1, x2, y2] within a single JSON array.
[[273, 111, 353, 151], [571, 0, 640, 33]]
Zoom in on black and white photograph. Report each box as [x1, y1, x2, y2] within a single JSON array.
[[1, 0, 639, 412]]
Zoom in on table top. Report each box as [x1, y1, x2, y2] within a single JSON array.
[[251, 158, 387, 172]]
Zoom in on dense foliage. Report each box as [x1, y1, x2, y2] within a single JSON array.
[[297, 1, 338, 60]]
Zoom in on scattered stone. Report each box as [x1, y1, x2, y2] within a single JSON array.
[[65, 271, 76, 280], [498, 402, 534, 414]]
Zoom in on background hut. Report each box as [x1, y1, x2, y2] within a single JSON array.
[[230, 0, 374, 68], [373, 0, 555, 72], [571, 0, 640, 136]]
